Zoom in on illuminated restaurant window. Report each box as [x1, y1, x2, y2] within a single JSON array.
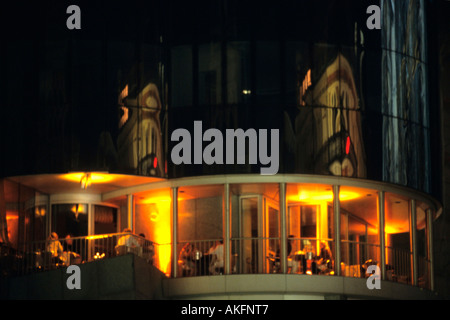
[[230, 183, 279, 274], [286, 183, 334, 275], [385, 192, 412, 285], [135, 188, 172, 275], [177, 184, 223, 276], [339, 186, 379, 278]]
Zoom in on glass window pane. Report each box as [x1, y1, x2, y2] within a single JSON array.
[[94, 205, 117, 235], [227, 41, 251, 105], [177, 185, 223, 276], [385, 192, 411, 285], [339, 186, 379, 278], [416, 201, 430, 289], [230, 183, 279, 274], [198, 43, 222, 106], [171, 45, 193, 108], [255, 42, 280, 105], [51, 204, 88, 238], [286, 183, 334, 275], [135, 188, 172, 275]]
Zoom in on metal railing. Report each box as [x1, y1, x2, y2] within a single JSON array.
[[176, 237, 335, 277], [340, 240, 427, 287], [385, 246, 412, 285], [177, 239, 222, 277], [11, 233, 158, 276], [340, 240, 381, 278], [5, 234, 431, 290]]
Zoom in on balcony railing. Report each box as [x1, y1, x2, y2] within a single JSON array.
[[177, 237, 335, 277], [10, 233, 159, 276], [4, 233, 431, 291]]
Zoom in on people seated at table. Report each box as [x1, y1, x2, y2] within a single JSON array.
[[139, 233, 155, 264], [60, 234, 81, 265], [46, 232, 64, 265], [179, 242, 195, 276], [115, 228, 141, 255], [316, 240, 333, 274], [302, 240, 315, 274], [272, 235, 294, 273], [208, 240, 224, 275]]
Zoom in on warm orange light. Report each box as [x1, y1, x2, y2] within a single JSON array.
[[145, 199, 172, 275], [86, 235, 109, 240], [139, 196, 171, 205], [6, 213, 18, 220], [300, 69, 312, 106], [80, 173, 92, 189], [35, 207, 46, 217], [292, 190, 360, 204], [61, 172, 115, 185], [71, 204, 87, 214]]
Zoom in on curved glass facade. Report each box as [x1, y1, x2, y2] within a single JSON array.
[[0, 0, 439, 198], [3, 174, 438, 290], [0, 0, 444, 299]]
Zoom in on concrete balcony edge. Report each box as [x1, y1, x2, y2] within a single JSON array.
[[162, 274, 441, 300]]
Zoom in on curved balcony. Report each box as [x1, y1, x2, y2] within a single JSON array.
[[1, 173, 440, 299]]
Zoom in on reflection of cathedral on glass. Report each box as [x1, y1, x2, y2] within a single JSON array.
[[118, 83, 165, 177], [285, 53, 366, 179], [381, 0, 430, 192]]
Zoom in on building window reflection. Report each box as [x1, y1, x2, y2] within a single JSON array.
[[198, 43, 222, 106]]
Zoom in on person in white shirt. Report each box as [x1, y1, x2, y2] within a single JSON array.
[[208, 240, 224, 275], [115, 228, 141, 255], [46, 232, 63, 258]]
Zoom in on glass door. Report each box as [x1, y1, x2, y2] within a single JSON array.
[[264, 197, 279, 273], [239, 196, 262, 274]]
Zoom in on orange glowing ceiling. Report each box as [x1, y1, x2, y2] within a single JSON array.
[[6, 173, 165, 197]]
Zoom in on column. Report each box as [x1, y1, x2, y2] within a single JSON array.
[[410, 199, 418, 286], [224, 183, 230, 275], [426, 208, 434, 291], [333, 185, 341, 276], [127, 194, 134, 231], [378, 191, 386, 281], [280, 183, 287, 274], [172, 187, 178, 278]]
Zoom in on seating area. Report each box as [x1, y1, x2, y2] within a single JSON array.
[[2, 232, 155, 277]]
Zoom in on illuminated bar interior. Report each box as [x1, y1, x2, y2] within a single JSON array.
[[1, 172, 436, 289]]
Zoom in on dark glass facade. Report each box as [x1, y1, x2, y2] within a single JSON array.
[[0, 0, 440, 198]]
